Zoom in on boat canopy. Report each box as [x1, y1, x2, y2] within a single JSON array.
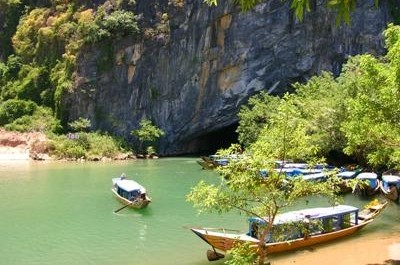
[[337, 171, 356, 179], [356, 172, 377, 180], [249, 205, 358, 225], [382, 175, 400, 183], [112, 177, 146, 193]]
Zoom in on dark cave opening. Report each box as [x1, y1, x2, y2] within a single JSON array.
[[188, 123, 239, 155]]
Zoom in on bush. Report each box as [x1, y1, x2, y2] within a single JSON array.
[[48, 131, 128, 160], [0, 99, 37, 125], [49, 134, 86, 159], [5, 106, 62, 133]]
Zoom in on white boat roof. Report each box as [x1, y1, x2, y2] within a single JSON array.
[[337, 171, 356, 178], [356, 172, 377, 179], [301, 172, 326, 180], [382, 175, 400, 183], [112, 177, 146, 193], [253, 205, 358, 225]]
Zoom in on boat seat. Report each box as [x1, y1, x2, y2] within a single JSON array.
[[358, 211, 373, 220]]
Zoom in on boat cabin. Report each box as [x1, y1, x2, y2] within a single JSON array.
[[247, 205, 359, 242], [382, 175, 400, 190], [112, 178, 146, 201], [356, 172, 378, 188]]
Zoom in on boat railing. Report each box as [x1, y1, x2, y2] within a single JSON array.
[[201, 227, 243, 234]]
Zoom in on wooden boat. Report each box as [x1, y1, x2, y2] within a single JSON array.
[[353, 172, 380, 196], [190, 200, 387, 261], [197, 154, 244, 170], [336, 171, 358, 193], [111, 175, 151, 209], [379, 174, 400, 202], [197, 157, 218, 170]]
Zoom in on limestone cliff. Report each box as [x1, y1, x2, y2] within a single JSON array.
[[62, 0, 392, 155]]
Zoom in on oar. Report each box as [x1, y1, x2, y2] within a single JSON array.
[[114, 202, 133, 213]]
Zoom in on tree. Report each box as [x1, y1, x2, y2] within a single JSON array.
[[130, 119, 165, 154], [68, 117, 91, 132], [340, 24, 400, 169], [204, 0, 377, 24], [188, 98, 344, 263], [237, 72, 350, 162]]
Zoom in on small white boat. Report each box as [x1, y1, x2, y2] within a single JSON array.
[[112, 175, 151, 209]]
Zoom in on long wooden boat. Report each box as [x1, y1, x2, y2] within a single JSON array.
[[191, 200, 387, 261], [112, 175, 151, 209]]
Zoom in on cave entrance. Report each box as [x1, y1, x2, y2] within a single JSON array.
[[190, 123, 239, 155]]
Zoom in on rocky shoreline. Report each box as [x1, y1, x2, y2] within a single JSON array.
[[0, 129, 50, 161], [0, 129, 150, 161]]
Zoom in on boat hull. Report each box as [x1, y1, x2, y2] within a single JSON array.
[[192, 222, 370, 254], [111, 189, 151, 209], [191, 201, 387, 255]]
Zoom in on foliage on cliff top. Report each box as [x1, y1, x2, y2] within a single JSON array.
[[205, 0, 379, 24], [237, 23, 400, 170], [0, 0, 140, 148]]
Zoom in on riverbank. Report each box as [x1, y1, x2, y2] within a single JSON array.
[[0, 129, 138, 161], [270, 232, 400, 264], [0, 129, 49, 160]]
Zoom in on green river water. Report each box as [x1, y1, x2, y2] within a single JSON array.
[[0, 158, 399, 265]]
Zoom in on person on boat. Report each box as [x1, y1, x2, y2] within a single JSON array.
[[251, 222, 258, 239], [303, 215, 311, 239], [120, 173, 126, 180], [389, 183, 399, 202]]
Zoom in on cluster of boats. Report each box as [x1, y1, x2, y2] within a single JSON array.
[[197, 156, 400, 203], [111, 160, 395, 263], [191, 157, 395, 261]]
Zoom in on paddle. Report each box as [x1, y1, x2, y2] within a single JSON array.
[[114, 198, 139, 213], [114, 202, 133, 213]]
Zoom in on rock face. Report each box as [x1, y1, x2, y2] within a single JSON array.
[[62, 0, 392, 155]]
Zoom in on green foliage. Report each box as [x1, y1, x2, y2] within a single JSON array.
[[204, 0, 379, 24], [5, 106, 62, 133], [225, 242, 258, 265], [237, 92, 280, 147], [327, 0, 357, 25], [51, 57, 75, 119], [238, 72, 348, 162], [187, 148, 342, 264], [290, 0, 310, 21], [49, 131, 128, 160], [388, 0, 400, 25], [332, 24, 400, 168], [68, 117, 91, 132], [15, 64, 50, 104], [131, 119, 165, 153], [0, 0, 24, 59], [100, 10, 138, 39], [0, 99, 37, 125], [1, 1, 140, 136]]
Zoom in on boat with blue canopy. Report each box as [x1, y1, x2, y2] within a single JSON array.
[[379, 173, 400, 202], [190, 200, 387, 261], [112, 174, 151, 209]]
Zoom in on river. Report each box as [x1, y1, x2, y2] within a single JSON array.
[[0, 158, 399, 265]]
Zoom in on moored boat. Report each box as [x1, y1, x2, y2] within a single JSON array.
[[112, 174, 151, 209], [190, 200, 387, 261], [336, 170, 358, 193], [379, 174, 400, 202], [353, 172, 380, 196]]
